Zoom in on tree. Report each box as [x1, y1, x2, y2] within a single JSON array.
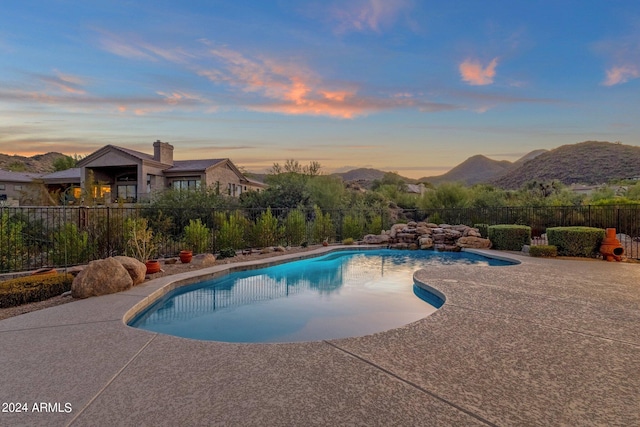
[[418, 182, 471, 209], [53, 154, 82, 171]]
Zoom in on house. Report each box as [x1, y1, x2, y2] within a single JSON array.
[[71, 140, 265, 203], [0, 170, 43, 206], [1, 140, 266, 205]]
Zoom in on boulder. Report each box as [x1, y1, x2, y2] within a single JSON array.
[[113, 256, 146, 285], [456, 236, 492, 249], [193, 253, 216, 267], [274, 246, 286, 252], [363, 234, 390, 244], [419, 237, 434, 249], [71, 257, 133, 299]]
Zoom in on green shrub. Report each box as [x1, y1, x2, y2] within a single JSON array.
[[546, 227, 605, 257], [474, 223, 489, 238], [312, 206, 335, 244], [0, 213, 28, 273], [218, 247, 237, 259], [283, 208, 307, 246], [342, 237, 355, 245], [50, 223, 93, 265], [252, 208, 283, 247], [215, 211, 249, 250], [342, 213, 365, 240], [529, 245, 558, 257], [488, 225, 531, 251], [0, 273, 73, 308], [366, 215, 383, 235], [183, 219, 210, 253]]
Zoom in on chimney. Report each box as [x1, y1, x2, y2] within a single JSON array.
[[153, 140, 174, 165]]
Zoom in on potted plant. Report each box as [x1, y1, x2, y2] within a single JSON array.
[[124, 218, 159, 273]]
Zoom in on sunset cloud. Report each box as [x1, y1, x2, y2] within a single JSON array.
[[459, 58, 499, 86], [602, 65, 639, 86], [199, 46, 455, 118]]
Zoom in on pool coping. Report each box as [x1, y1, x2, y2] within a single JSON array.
[[1, 247, 638, 426]]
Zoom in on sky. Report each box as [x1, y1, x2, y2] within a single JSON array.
[[1, 0, 639, 179]]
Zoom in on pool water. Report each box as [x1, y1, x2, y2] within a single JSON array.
[[129, 249, 514, 343]]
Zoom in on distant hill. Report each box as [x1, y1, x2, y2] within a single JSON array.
[[0, 152, 67, 173], [492, 141, 640, 189], [419, 155, 512, 186], [332, 168, 392, 182]]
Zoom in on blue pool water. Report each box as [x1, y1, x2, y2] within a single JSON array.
[[129, 249, 514, 343]]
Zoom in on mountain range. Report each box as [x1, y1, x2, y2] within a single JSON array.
[[2, 141, 639, 189]]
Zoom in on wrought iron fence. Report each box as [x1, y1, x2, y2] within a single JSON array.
[[1, 204, 639, 273]]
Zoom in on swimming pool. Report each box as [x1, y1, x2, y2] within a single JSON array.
[[129, 249, 515, 343]]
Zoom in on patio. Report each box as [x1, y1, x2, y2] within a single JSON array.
[[1, 248, 638, 426]]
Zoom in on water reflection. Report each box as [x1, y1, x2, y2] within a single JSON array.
[[131, 249, 509, 342]]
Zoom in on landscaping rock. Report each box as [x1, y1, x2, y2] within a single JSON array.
[[113, 256, 146, 285], [363, 234, 390, 244], [71, 257, 133, 299], [456, 236, 492, 249], [193, 253, 216, 267]]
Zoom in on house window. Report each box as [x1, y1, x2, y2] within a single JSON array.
[[14, 185, 22, 191], [171, 179, 201, 190], [117, 185, 137, 202], [0, 194, 6, 201], [0, 184, 5, 190]]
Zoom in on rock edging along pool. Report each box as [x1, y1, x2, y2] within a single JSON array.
[[128, 248, 517, 343]]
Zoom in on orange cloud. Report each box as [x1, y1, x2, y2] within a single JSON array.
[[459, 58, 498, 86], [603, 65, 639, 86]]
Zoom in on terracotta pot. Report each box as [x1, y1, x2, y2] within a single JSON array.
[[145, 260, 161, 274], [179, 250, 193, 264], [600, 228, 624, 262], [31, 267, 57, 276]]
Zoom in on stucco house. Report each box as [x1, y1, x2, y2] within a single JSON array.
[[74, 140, 265, 203], [0, 140, 265, 205], [0, 170, 43, 206]]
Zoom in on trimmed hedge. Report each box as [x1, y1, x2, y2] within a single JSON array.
[[529, 245, 558, 258], [473, 223, 489, 238], [488, 225, 531, 251], [546, 227, 605, 257], [0, 273, 73, 308]]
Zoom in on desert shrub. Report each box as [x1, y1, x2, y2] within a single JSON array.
[[342, 213, 365, 240], [342, 237, 355, 245], [312, 206, 335, 244], [474, 223, 489, 238], [215, 211, 249, 250], [283, 208, 307, 246], [0, 273, 73, 308], [366, 215, 383, 235], [50, 223, 93, 265], [488, 225, 531, 251], [252, 208, 283, 247], [428, 212, 443, 225], [183, 219, 210, 254], [0, 213, 28, 273], [546, 227, 605, 257], [529, 245, 558, 257], [218, 247, 237, 259], [124, 217, 157, 262]]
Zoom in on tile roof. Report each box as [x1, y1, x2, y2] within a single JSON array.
[[112, 146, 155, 161], [41, 168, 81, 180], [0, 169, 42, 182], [167, 159, 225, 172]]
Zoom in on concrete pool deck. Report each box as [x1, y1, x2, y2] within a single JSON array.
[[1, 248, 638, 426]]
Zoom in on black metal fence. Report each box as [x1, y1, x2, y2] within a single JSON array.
[[1, 205, 639, 273]]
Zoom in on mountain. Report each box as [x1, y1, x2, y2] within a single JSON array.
[[332, 168, 395, 182], [418, 155, 512, 185], [0, 152, 68, 173], [492, 141, 640, 189]]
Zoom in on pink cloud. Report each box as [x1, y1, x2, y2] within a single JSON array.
[[200, 46, 454, 118], [602, 65, 639, 86], [459, 58, 499, 86]]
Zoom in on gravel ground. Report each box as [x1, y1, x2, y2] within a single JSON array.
[[0, 245, 325, 321]]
